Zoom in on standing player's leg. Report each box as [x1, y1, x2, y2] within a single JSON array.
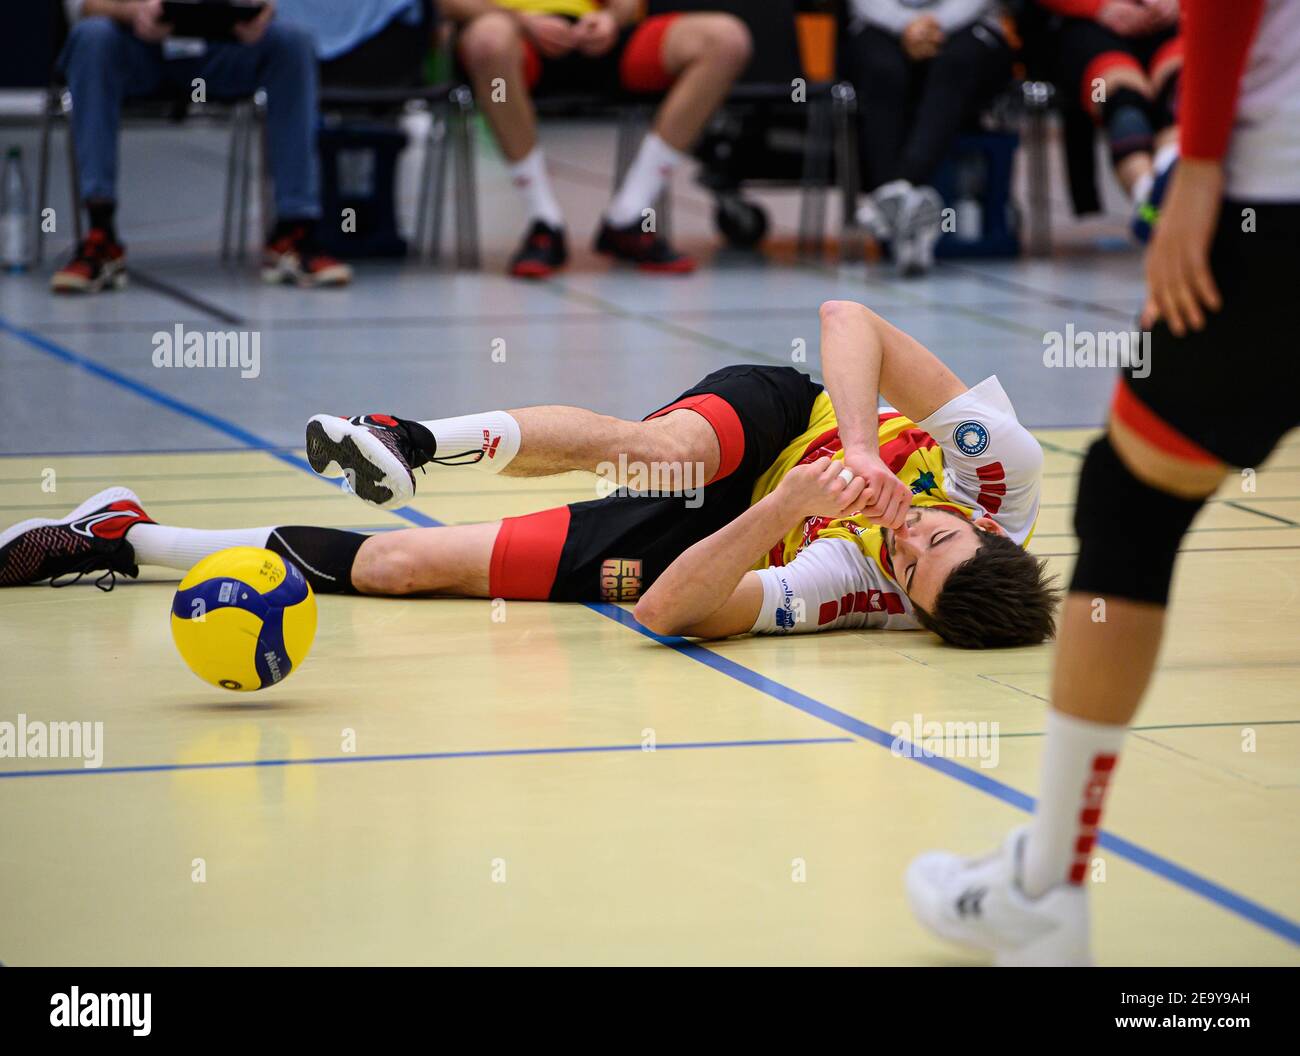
[[304, 401, 722, 509], [905, 180, 1297, 963]]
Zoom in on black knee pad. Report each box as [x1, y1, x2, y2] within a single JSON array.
[[1070, 436, 1205, 605], [1101, 87, 1155, 166]]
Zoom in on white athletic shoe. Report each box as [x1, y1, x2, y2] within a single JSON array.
[[906, 826, 1093, 966], [304, 413, 423, 510], [894, 185, 943, 278]]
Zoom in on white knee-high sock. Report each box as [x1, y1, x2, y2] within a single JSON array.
[[605, 132, 688, 227], [508, 147, 564, 227], [1021, 709, 1128, 897], [417, 411, 522, 474], [127, 523, 275, 570]]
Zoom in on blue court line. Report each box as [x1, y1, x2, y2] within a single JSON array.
[[0, 736, 853, 780], [5, 313, 1299, 951]]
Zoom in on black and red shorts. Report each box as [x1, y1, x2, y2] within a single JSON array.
[[488, 365, 823, 602], [1114, 201, 1300, 469], [1052, 17, 1182, 114], [461, 13, 681, 98]]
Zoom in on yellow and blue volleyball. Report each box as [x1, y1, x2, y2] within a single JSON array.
[[170, 547, 317, 691]]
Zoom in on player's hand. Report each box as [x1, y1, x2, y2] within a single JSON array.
[[1141, 158, 1224, 337], [1097, 0, 1156, 38], [842, 446, 912, 530], [776, 456, 869, 520], [574, 11, 618, 57], [522, 14, 577, 58], [131, 0, 172, 43], [901, 15, 943, 61], [234, 0, 275, 46], [1144, 0, 1179, 29]]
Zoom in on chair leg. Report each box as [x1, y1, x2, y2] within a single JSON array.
[[221, 103, 245, 262], [798, 94, 832, 258], [426, 108, 451, 264], [1024, 104, 1052, 258], [831, 82, 864, 262], [412, 106, 439, 261], [451, 86, 480, 270], [65, 94, 84, 246], [35, 89, 55, 264]]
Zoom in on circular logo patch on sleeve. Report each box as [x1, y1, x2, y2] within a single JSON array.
[[954, 421, 990, 456]]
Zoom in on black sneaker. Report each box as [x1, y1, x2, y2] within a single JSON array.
[[508, 220, 568, 279], [305, 414, 438, 510], [593, 219, 696, 273], [0, 487, 153, 590]]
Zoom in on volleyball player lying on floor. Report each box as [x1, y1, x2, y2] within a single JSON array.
[[0, 302, 1058, 647]]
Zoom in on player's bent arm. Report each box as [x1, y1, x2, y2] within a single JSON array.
[[633, 492, 803, 639], [818, 300, 968, 455]]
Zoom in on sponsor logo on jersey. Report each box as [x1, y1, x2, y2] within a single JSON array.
[[953, 421, 989, 456]]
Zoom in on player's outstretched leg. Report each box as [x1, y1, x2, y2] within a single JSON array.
[[305, 403, 721, 510], [0, 488, 497, 599]]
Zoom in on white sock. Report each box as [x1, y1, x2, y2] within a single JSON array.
[[508, 147, 564, 228], [418, 410, 522, 474], [605, 133, 687, 227], [1153, 140, 1179, 175], [128, 523, 274, 571], [1021, 709, 1128, 897], [1131, 170, 1155, 206]]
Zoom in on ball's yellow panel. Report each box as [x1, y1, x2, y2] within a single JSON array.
[[170, 605, 265, 692], [179, 546, 290, 596], [281, 588, 318, 667]]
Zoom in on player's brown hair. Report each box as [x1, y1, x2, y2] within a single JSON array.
[[912, 531, 1060, 648]]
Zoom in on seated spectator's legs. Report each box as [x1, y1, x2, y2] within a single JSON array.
[[455, 8, 749, 277], [1057, 18, 1179, 202], [611, 12, 752, 225], [193, 23, 321, 225], [897, 23, 1011, 187], [188, 23, 349, 286], [842, 22, 912, 193], [59, 17, 167, 236]]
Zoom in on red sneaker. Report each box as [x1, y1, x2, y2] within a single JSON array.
[[50, 228, 127, 294], [262, 224, 352, 287]]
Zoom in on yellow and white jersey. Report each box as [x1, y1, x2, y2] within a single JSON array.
[[747, 377, 1043, 634]]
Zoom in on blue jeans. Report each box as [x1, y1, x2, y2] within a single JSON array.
[[59, 17, 321, 221]]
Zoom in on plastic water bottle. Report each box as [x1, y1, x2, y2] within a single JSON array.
[[1, 146, 31, 273]]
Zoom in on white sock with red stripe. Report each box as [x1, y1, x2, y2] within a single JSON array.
[[605, 133, 687, 227], [417, 411, 521, 474], [127, 524, 274, 570], [508, 148, 564, 228], [1021, 709, 1127, 897]]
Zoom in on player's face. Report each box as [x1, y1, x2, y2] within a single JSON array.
[[884, 508, 991, 611]]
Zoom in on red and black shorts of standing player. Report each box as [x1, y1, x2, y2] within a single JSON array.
[[488, 365, 824, 603], [1111, 201, 1300, 471]]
